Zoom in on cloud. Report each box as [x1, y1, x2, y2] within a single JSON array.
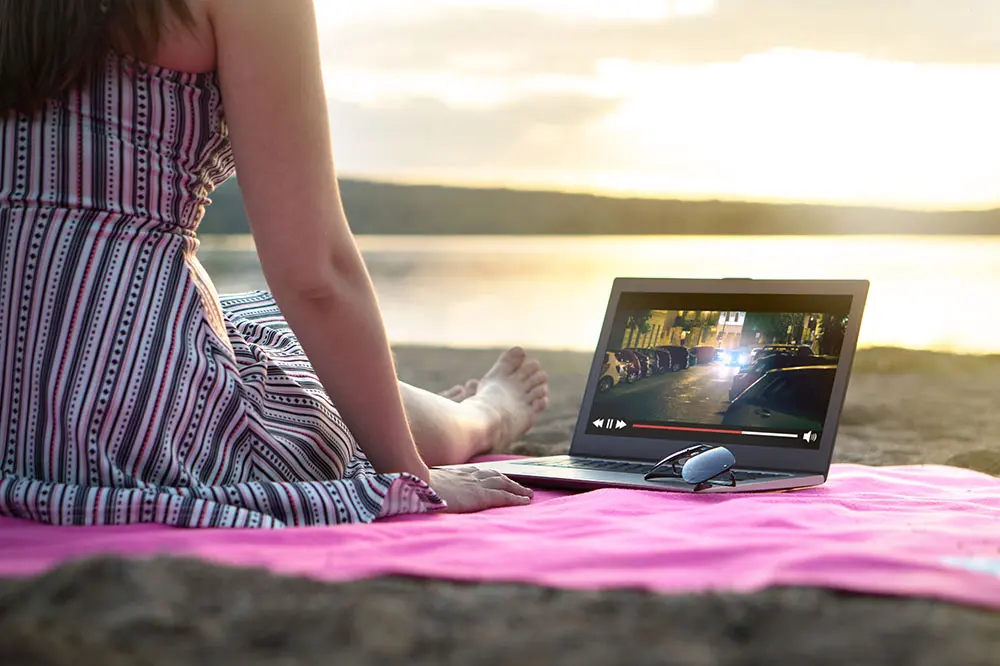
[[327, 93, 621, 174], [314, 1, 1000, 207], [321, 0, 1000, 76]]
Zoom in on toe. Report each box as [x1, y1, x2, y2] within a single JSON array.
[[528, 383, 548, 402], [526, 370, 547, 390], [464, 379, 480, 395], [492, 347, 526, 376], [441, 385, 465, 400], [531, 396, 549, 413], [517, 358, 542, 380]]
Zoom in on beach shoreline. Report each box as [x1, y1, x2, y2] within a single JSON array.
[[393, 345, 1000, 474]]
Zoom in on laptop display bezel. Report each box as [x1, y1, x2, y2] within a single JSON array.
[[568, 278, 870, 475]]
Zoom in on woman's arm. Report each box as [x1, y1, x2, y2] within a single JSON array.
[[207, 0, 430, 481]]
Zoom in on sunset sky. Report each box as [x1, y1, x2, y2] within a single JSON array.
[[313, 1, 1000, 209]]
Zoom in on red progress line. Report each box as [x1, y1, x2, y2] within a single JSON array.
[[633, 424, 742, 435]]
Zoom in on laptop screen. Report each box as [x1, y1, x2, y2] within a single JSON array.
[[586, 291, 854, 451]]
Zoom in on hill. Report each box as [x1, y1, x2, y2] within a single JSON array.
[[199, 177, 1000, 235]]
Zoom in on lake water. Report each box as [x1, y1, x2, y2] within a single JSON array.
[[198, 235, 1000, 355]]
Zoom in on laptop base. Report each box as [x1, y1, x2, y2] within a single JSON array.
[[444, 456, 825, 494]]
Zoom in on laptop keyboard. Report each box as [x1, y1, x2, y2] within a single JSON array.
[[515, 457, 788, 482]]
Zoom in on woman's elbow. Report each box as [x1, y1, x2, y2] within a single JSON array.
[[262, 244, 369, 306]]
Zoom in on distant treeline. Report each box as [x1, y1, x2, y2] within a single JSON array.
[[199, 178, 1000, 235]]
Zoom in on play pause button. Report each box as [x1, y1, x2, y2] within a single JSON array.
[[592, 419, 627, 430]]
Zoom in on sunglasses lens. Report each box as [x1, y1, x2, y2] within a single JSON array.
[[681, 446, 736, 484]]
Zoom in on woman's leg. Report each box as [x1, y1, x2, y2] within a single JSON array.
[[399, 348, 549, 467]]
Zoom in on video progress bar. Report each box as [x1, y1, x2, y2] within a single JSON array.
[[632, 424, 801, 440]]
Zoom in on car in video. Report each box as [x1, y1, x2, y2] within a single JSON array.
[[615, 350, 643, 384], [590, 308, 848, 444], [627, 348, 657, 377], [655, 345, 690, 372], [597, 351, 625, 393], [722, 365, 837, 432], [730, 353, 837, 400], [748, 344, 814, 366]]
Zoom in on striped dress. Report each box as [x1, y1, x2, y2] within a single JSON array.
[[0, 53, 445, 528]]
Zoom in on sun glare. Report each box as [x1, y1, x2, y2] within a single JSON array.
[[315, 0, 1000, 209], [314, 0, 717, 22], [510, 0, 717, 20], [593, 50, 1000, 207], [673, 0, 717, 16]]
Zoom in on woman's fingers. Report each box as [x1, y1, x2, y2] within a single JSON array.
[[484, 488, 532, 507], [477, 470, 534, 498]]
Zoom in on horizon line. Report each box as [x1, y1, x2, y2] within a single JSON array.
[[320, 173, 1000, 214]]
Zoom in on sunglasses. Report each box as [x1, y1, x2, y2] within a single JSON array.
[[644, 444, 736, 492]]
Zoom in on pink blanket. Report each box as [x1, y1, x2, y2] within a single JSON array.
[[2, 460, 999, 610]]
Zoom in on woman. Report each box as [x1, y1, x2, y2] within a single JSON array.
[[0, 0, 548, 527]]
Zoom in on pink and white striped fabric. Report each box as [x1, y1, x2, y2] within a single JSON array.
[[0, 53, 444, 528]]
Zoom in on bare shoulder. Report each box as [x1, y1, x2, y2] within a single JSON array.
[[150, 0, 216, 74]]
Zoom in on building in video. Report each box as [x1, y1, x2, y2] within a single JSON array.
[[589, 306, 850, 449]]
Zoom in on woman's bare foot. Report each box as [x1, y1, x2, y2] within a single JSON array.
[[439, 379, 479, 402], [463, 348, 549, 453], [399, 349, 549, 466]]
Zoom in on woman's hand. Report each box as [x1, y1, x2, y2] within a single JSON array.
[[429, 467, 534, 513]]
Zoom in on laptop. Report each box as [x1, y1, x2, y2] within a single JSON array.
[[442, 277, 869, 493]]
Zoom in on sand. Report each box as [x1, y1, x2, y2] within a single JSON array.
[[394, 345, 1000, 472], [1, 346, 998, 665]]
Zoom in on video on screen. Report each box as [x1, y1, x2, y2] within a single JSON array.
[[587, 299, 851, 449]]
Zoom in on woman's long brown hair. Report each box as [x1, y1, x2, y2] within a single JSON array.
[[0, 0, 194, 114]]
